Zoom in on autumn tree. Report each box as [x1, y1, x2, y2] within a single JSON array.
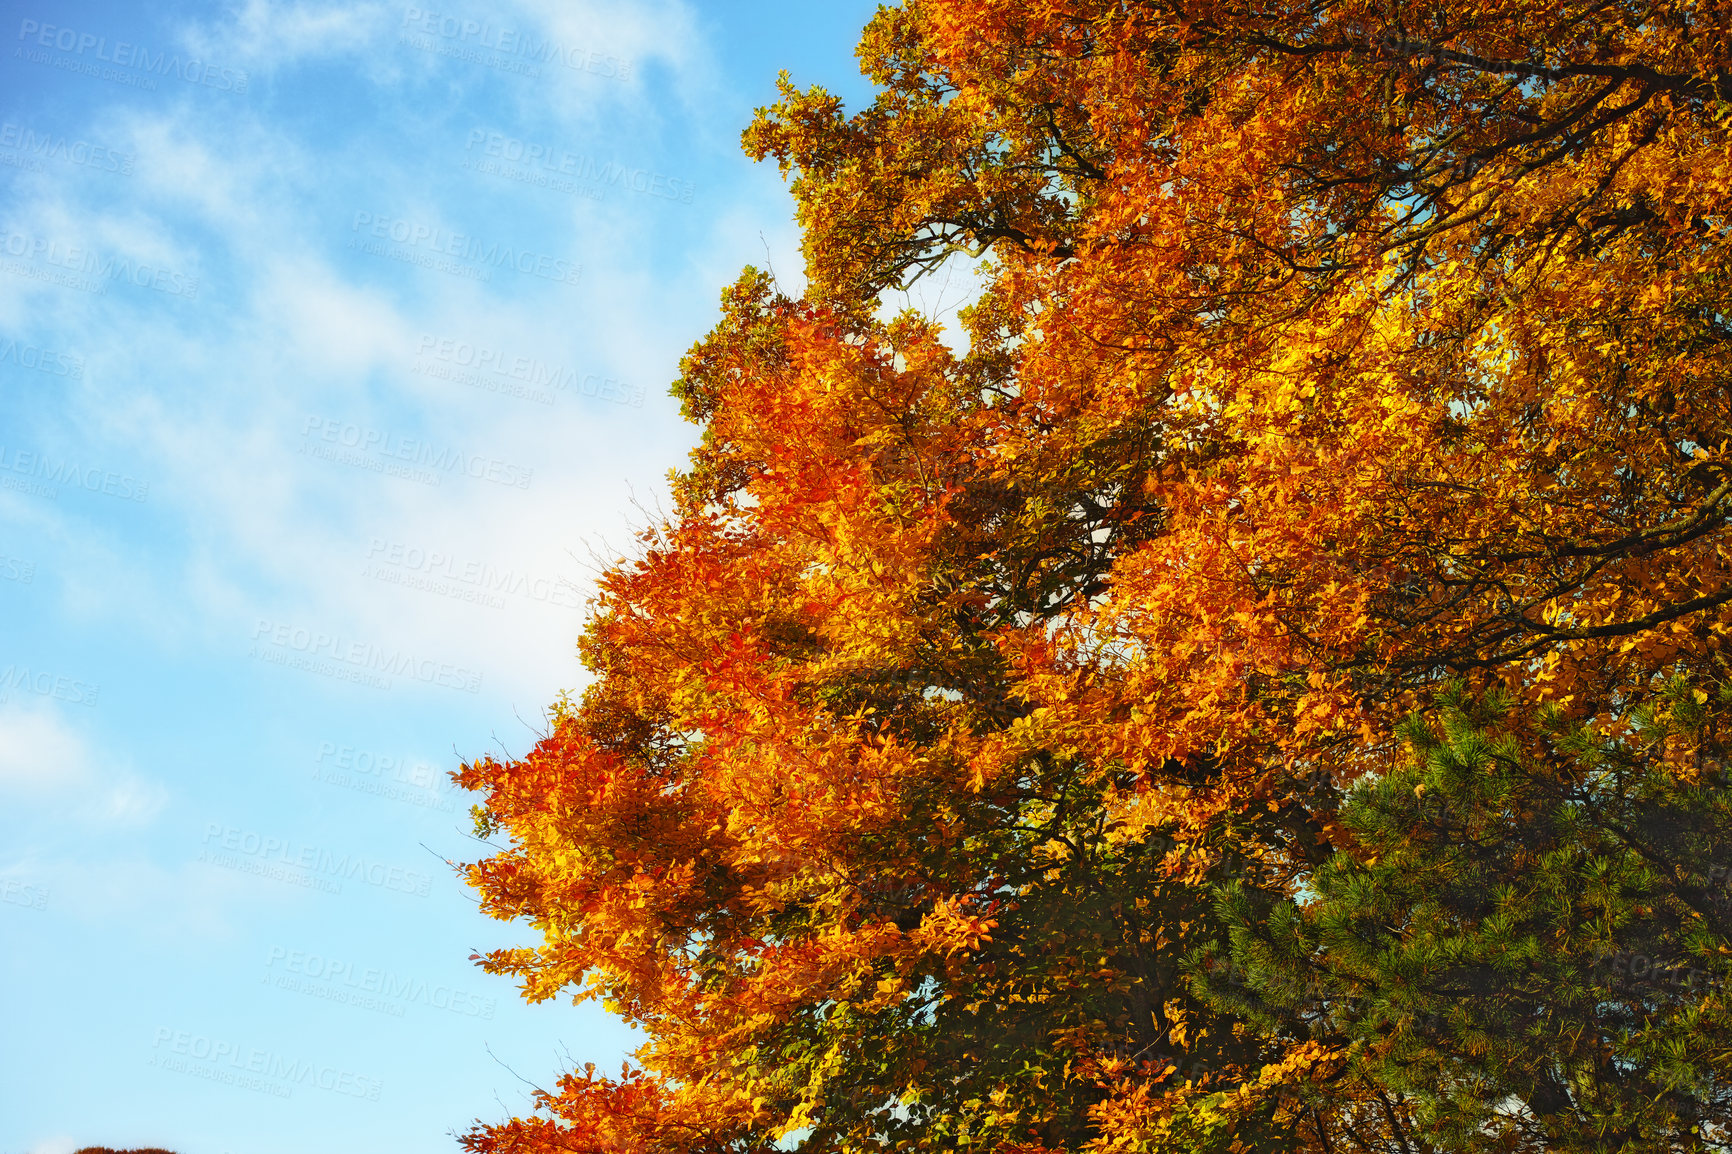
[[457, 1, 1732, 1151]]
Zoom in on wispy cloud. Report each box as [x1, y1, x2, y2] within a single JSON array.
[[178, 0, 394, 70], [0, 700, 166, 825]]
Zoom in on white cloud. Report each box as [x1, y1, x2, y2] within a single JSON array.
[[0, 702, 90, 792], [514, 0, 701, 77], [83, 774, 171, 825], [0, 0, 764, 717], [502, 0, 718, 134], [119, 109, 308, 231], [0, 701, 166, 825], [258, 256, 417, 377], [180, 0, 393, 69]]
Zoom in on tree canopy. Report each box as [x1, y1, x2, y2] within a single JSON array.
[[456, 1, 1732, 1151]]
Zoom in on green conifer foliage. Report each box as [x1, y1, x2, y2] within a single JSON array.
[[1197, 681, 1732, 1152]]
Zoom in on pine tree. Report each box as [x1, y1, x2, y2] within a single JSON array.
[[1199, 680, 1732, 1152]]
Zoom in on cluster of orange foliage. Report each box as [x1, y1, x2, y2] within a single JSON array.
[[458, 1, 1732, 1151]]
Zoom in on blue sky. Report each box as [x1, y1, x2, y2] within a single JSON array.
[[0, 2, 890, 1150]]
